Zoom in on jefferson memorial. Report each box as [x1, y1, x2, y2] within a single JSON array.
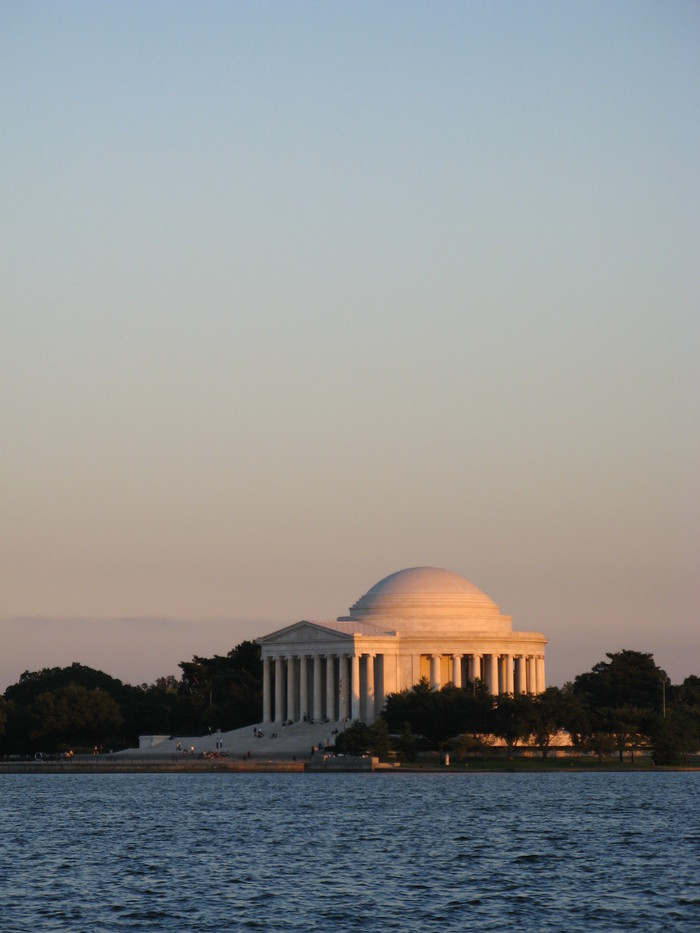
[[258, 567, 547, 725]]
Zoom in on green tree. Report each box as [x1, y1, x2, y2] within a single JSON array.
[[2, 663, 136, 753], [5, 663, 127, 708], [451, 732, 494, 761], [583, 730, 616, 763], [395, 721, 417, 762], [530, 687, 567, 759], [602, 705, 647, 763], [650, 707, 700, 765], [127, 676, 183, 737], [674, 675, 700, 709], [178, 640, 263, 733], [383, 679, 494, 749], [492, 694, 534, 759], [557, 685, 590, 755], [334, 720, 371, 755], [334, 719, 390, 759], [573, 650, 667, 714], [368, 718, 390, 759], [383, 679, 440, 742], [28, 685, 123, 751]]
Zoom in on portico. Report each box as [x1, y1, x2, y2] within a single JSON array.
[[258, 567, 548, 725], [258, 624, 398, 725]]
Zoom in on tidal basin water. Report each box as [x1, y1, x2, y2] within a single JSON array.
[[1, 772, 698, 931]]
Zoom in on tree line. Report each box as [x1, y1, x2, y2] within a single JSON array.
[[338, 650, 700, 766], [0, 641, 261, 756], [1, 645, 698, 764]]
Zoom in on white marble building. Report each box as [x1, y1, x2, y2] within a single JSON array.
[[258, 567, 547, 725]]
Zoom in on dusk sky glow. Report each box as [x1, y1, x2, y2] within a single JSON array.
[[2, 1, 698, 692]]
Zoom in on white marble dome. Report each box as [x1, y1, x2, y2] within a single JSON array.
[[345, 566, 509, 634]]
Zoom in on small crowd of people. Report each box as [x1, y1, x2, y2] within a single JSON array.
[[173, 740, 228, 761]]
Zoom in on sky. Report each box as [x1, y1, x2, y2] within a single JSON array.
[[1, 1, 698, 693]]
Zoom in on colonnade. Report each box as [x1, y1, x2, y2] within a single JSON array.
[[429, 652, 545, 696], [262, 652, 380, 725], [262, 650, 546, 724]]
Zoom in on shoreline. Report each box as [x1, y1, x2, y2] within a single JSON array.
[[1, 757, 698, 774]]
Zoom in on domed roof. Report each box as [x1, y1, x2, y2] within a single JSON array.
[[345, 567, 502, 633], [360, 567, 492, 602]]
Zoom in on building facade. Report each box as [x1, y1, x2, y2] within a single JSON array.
[[258, 566, 547, 725]]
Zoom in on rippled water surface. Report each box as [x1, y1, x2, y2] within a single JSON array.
[[1, 772, 698, 931]]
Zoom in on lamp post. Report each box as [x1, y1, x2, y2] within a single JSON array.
[[661, 673, 668, 719]]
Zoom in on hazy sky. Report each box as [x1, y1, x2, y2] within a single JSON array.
[[2, 1, 698, 693]]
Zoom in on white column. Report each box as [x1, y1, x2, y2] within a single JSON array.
[[274, 656, 285, 722], [262, 656, 272, 723], [430, 654, 441, 689], [452, 654, 462, 688], [536, 656, 545, 694], [471, 654, 481, 683], [299, 656, 309, 721], [351, 654, 361, 720], [338, 654, 349, 722], [313, 655, 322, 721], [326, 654, 335, 721], [528, 656, 537, 695], [506, 655, 514, 695], [486, 654, 499, 695], [516, 655, 527, 694], [286, 656, 296, 721], [365, 654, 375, 723]]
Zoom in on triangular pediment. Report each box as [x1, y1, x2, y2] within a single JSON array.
[[258, 620, 353, 646]]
